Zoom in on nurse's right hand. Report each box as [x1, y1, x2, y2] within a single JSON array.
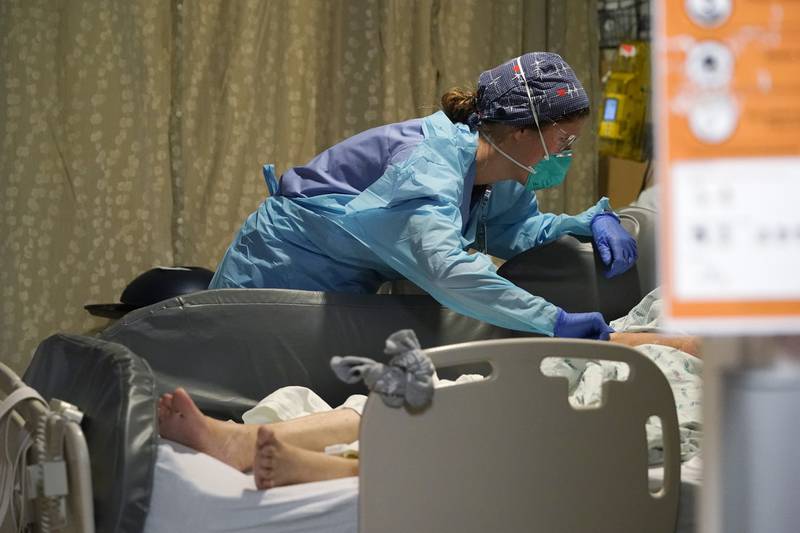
[[591, 213, 638, 278], [553, 309, 614, 340]]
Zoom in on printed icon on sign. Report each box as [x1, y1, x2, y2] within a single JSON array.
[[685, 41, 734, 88], [693, 225, 708, 243], [685, 0, 732, 28], [688, 95, 739, 143]]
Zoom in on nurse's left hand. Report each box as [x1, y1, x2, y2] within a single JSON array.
[[591, 213, 638, 278], [553, 309, 615, 340]]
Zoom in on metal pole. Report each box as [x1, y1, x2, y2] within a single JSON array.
[[701, 337, 800, 533]]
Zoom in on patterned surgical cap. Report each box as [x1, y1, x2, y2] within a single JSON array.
[[468, 52, 589, 129]]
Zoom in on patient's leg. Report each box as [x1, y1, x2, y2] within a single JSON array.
[[158, 388, 360, 472], [254, 426, 358, 490], [610, 332, 702, 357], [158, 388, 255, 471], [269, 406, 360, 452]]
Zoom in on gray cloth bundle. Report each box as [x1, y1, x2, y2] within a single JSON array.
[[330, 329, 435, 408]]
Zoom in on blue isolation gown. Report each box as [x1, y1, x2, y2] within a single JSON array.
[[210, 111, 610, 335]]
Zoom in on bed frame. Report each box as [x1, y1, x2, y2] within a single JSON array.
[[0, 362, 94, 533], [18, 334, 679, 533], [22, 335, 157, 533], [12, 205, 664, 531], [360, 338, 680, 532]]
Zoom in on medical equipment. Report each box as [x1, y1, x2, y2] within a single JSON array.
[[23, 335, 158, 533], [360, 338, 680, 532], [598, 0, 651, 49], [599, 41, 650, 161], [22, 330, 685, 533], [0, 363, 94, 533]]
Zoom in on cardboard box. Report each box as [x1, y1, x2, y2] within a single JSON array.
[[598, 155, 648, 208]]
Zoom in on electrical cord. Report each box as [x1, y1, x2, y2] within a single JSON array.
[[0, 386, 46, 532], [2, 413, 31, 532]]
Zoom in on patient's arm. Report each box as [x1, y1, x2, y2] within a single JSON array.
[[609, 332, 702, 358]]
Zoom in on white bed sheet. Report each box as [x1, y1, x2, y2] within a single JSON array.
[[144, 440, 702, 533], [144, 440, 358, 533]]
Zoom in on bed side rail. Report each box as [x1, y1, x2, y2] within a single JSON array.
[[0, 362, 94, 533], [359, 338, 680, 533]]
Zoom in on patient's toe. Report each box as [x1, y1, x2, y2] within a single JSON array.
[[254, 453, 275, 489], [171, 388, 202, 420], [255, 471, 274, 490], [160, 393, 174, 412], [256, 425, 277, 448], [254, 426, 280, 490], [158, 389, 203, 440]]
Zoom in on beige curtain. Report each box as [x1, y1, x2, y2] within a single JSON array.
[[0, 0, 599, 374]]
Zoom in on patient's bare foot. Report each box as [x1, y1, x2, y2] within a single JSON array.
[[253, 426, 358, 490], [158, 388, 256, 471]]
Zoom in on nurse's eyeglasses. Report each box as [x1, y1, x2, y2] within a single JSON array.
[[553, 123, 578, 153]]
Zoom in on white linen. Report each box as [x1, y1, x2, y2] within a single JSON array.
[[144, 440, 701, 533], [143, 439, 358, 533], [242, 386, 367, 425], [242, 374, 485, 458], [610, 287, 703, 461]]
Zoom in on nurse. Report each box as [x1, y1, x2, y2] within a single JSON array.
[[210, 52, 637, 340]]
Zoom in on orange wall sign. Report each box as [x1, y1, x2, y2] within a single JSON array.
[[657, 0, 800, 333]]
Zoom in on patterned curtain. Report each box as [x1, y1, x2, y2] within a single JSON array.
[[0, 0, 599, 374]]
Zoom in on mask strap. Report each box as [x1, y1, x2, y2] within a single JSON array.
[[516, 57, 550, 159], [481, 132, 534, 174]]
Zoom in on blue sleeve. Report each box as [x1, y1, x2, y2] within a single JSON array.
[[340, 150, 561, 336], [484, 180, 612, 260]]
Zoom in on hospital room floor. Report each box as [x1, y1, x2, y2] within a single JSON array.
[[144, 439, 702, 533]]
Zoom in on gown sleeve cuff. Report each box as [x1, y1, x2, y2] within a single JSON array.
[[567, 197, 613, 236]]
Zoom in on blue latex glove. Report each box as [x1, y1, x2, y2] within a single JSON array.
[[553, 309, 614, 340], [590, 213, 638, 278]]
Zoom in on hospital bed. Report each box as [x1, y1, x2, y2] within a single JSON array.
[[7, 203, 697, 532], [0, 362, 94, 533], [15, 331, 689, 533]]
